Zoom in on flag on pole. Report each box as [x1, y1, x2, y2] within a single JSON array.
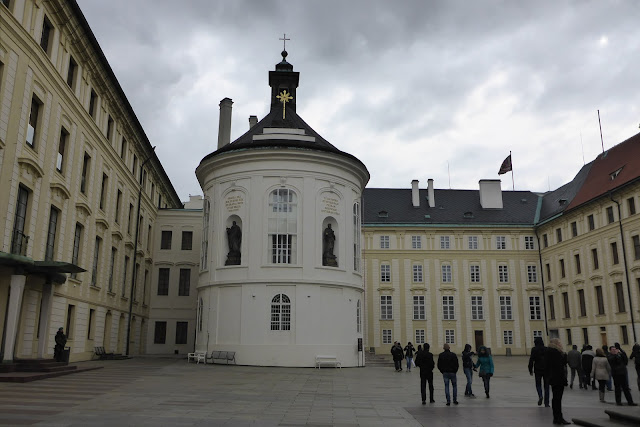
[[498, 154, 512, 175]]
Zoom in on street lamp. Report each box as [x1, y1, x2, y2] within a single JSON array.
[[125, 147, 155, 356]]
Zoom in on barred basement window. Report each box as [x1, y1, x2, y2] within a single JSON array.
[[270, 294, 291, 330]]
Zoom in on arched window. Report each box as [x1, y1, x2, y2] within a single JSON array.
[[201, 199, 210, 269], [197, 298, 203, 331], [357, 299, 361, 333], [270, 293, 291, 331], [268, 189, 297, 264], [353, 201, 361, 272]]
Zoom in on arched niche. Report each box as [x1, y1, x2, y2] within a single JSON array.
[[224, 214, 243, 266], [322, 216, 338, 267]]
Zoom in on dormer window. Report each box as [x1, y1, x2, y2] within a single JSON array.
[[463, 211, 474, 218], [610, 167, 623, 180], [378, 211, 388, 218]]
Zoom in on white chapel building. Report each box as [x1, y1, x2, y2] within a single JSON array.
[[194, 51, 370, 367]]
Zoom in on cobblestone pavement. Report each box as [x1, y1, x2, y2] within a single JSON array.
[[0, 356, 637, 426]]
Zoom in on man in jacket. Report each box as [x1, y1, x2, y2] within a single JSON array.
[[437, 343, 459, 405], [462, 344, 475, 397], [581, 345, 596, 390], [415, 343, 436, 404], [630, 343, 640, 392], [607, 346, 637, 406], [528, 336, 549, 406], [544, 338, 570, 425], [391, 342, 404, 372], [567, 345, 583, 389]]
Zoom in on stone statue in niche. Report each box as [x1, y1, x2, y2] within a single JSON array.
[[323, 224, 338, 267], [225, 221, 242, 265]]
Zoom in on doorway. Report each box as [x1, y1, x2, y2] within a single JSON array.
[[600, 332, 607, 348], [474, 330, 484, 350]]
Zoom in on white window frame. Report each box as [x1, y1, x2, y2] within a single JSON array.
[[441, 264, 452, 283], [412, 235, 422, 249], [471, 295, 484, 320], [268, 189, 297, 264], [440, 235, 450, 249], [353, 202, 361, 272], [382, 329, 392, 344], [380, 295, 393, 320], [380, 264, 391, 282], [533, 330, 543, 340], [503, 330, 513, 345], [413, 295, 425, 320], [380, 235, 390, 249], [415, 329, 425, 344], [445, 329, 455, 344], [500, 295, 513, 320], [498, 264, 509, 283], [529, 296, 541, 320], [496, 236, 506, 250], [525, 236, 535, 250], [527, 265, 538, 283], [442, 295, 455, 320], [270, 293, 291, 331], [468, 236, 478, 250], [412, 264, 423, 283], [470, 264, 480, 283]]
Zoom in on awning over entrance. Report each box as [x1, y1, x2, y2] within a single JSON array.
[[0, 252, 85, 284]]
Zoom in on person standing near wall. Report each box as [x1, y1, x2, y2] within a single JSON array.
[[437, 343, 459, 406], [462, 344, 475, 397], [415, 344, 435, 404], [544, 338, 570, 425]]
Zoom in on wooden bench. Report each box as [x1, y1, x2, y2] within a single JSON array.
[[187, 351, 207, 364], [207, 351, 236, 365], [315, 355, 341, 368]]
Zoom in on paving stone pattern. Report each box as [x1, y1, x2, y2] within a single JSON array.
[[0, 356, 637, 426]]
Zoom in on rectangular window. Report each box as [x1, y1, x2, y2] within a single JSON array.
[[471, 296, 483, 320], [543, 234, 548, 248], [470, 265, 480, 283], [615, 282, 625, 312], [440, 236, 450, 249], [442, 296, 455, 320], [181, 231, 193, 250], [498, 264, 509, 283], [120, 138, 127, 159], [562, 292, 570, 318], [412, 264, 423, 283], [592, 248, 599, 270], [380, 235, 389, 249], [533, 330, 543, 340], [70, 223, 82, 279], [380, 264, 391, 282], [628, 198, 636, 216], [89, 89, 97, 118], [56, 127, 68, 173], [611, 242, 619, 265], [582, 328, 589, 345], [175, 321, 188, 345], [578, 289, 587, 317], [571, 222, 578, 238], [115, 190, 122, 224], [549, 295, 556, 320], [154, 321, 167, 344], [157, 268, 170, 296], [66, 305, 75, 339], [382, 329, 392, 344], [26, 96, 41, 147], [11, 186, 29, 256], [559, 259, 565, 278], [67, 55, 77, 88], [108, 247, 116, 293], [575, 253, 582, 274], [411, 235, 422, 249], [106, 115, 114, 141], [588, 214, 595, 231], [40, 15, 53, 54], [496, 236, 506, 249], [441, 264, 452, 283], [595, 286, 605, 315], [44, 206, 59, 261], [556, 228, 562, 243], [621, 325, 629, 345], [527, 265, 537, 283], [99, 173, 108, 210], [271, 234, 293, 264], [380, 295, 392, 320], [445, 329, 455, 344], [147, 224, 152, 250], [634, 235, 640, 260], [87, 309, 95, 340], [503, 330, 513, 345], [525, 236, 535, 249], [413, 295, 425, 320], [415, 330, 425, 344], [178, 268, 190, 296], [566, 329, 572, 346], [122, 255, 129, 297], [161, 230, 172, 250], [546, 263, 551, 281], [137, 216, 143, 244], [500, 296, 512, 320], [607, 206, 615, 224], [91, 237, 101, 286], [80, 153, 90, 194], [132, 154, 138, 178], [468, 236, 478, 250], [529, 296, 541, 320]]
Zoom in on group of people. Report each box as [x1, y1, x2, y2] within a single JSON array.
[[529, 337, 638, 425]]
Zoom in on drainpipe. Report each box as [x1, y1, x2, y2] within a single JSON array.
[[609, 192, 637, 343], [535, 229, 549, 337]]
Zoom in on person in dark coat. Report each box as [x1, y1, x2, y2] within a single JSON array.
[[404, 342, 416, 372], [528, 336, 549, 406], [581, 345, 596, 390], [567, 345, 583, 389], [544, 338, 570, 425], [54, 327, 67, 362], [462, 344, 475, 397], [391, 342, 404, 372], [607, 346, 637, 406], [415, 343, 436, 404], [602, 346, 613, 391], [630, 343, 640, 392], [437, 343, 459, 405]]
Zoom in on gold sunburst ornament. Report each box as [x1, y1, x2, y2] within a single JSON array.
[[276, 90, 293, 119]]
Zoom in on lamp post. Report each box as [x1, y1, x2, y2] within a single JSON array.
[[125, 147, 155, 356]]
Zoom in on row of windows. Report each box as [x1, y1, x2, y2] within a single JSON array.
[[379, 235, 536, 250], [160, 230, 193, 250], [542, 197, 637, 248], [552, 325, 631, 347], [381, 329, 526, 345], [380, 295, 541, 321], [153, 321, 189, 345], [380, 263, 538, 284], [157, 268, 192, 296], [546, 280, 640, 320]]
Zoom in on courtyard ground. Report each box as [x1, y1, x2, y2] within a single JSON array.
[[0, 355, 638, 426]]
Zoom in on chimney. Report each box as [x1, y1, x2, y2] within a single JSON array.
[[249, 115, 258, 129], [411, 180, 420, 207], [427, 179, 435, 208], [479, 179, 503, 209], [217, 98, 233, 149]]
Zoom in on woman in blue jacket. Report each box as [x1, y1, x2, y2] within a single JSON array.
[[474, 346, 494, 398]]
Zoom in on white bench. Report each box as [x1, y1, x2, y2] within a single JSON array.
[[187, 351, 207, 364], [315, 355, 341, 368]]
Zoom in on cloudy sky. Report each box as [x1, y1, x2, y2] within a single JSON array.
[[79, 0, 640, 201]]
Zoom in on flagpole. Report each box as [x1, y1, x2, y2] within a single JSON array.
[[510, 151, 514, 191]]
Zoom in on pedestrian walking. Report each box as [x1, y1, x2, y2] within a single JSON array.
[[437, 343, 459, 406], [415, 343, 435, 404], [391, 342, 404, 372], [567, 345, 583, 389], [629, 343, 640, 392], [474, 346, 494, 398], [591, 348, 611, 402], [528, 336, 550, 406], [581, 345, 596, 390], [602, 346, 613, 391], [607, 346, 637, 406], [462, 344, 475, 397], [404, 342, 416, 372], [544, 338, 570, 425]]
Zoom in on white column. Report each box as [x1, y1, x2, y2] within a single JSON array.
[[2, 274, 26, 363], [36, 283, 53, 359]]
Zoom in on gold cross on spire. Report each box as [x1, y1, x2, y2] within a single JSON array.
[[276, 90, 293, 119]]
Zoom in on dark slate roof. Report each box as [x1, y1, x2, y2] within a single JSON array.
[[538, 161, 593, 222], [363, 188, 539, 226]]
